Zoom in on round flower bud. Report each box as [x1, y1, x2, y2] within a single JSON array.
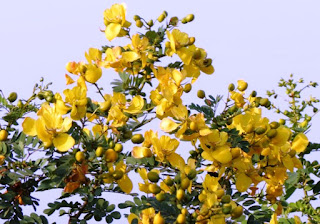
[[197, 90, 205, 99], [184, 83, 192, 93], [228, 83, 235, 92], [7, 92, 17, 103], [0, 130, 8, 141], [186, 14, 195, 22], [131, 134, 144, 144], [135, 20, 143, 28], [237, 80, 248, 91]]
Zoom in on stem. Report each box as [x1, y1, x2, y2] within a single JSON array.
[[69, 200, 88, 224]]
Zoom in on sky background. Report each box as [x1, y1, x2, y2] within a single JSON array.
[[1, 0, 320, 223]]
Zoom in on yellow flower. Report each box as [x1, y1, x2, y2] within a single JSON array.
[[166, 29, 193, 65], [22, 104, 75, 152], [63, 86, 87, 120], [102, 160, 132, 194], [151, 135, 185, 169], [85, 48, 102, 64], [182, 45, 214, 83], [236, 173, 252, 192], [230, 91, 245, 108], [103, 3, 131, 41], [137, 168, 154, 194]]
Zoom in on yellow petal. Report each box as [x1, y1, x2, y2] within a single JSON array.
[[272, 126, 291, 147], [105, 23, 122, 41], [167, 153, 185, 170], [199, 128, 212, 136], [138, 168, 148, 180], [291, 133, 309, 153], [116, 160, 126, 173], [282, 155, 294, 172], [55, 99, 71, 115], [22, 117, 37, 136], [132, 146, 150, 158], [53, 133, 75, 152], [294, 216, 301, 224], [236, 173, 252, 192], [77, 76, 87, 90], [200, 65, 214, 74], [212, 145, 232, 164], [270, 213, 278, 224], [117, 174, 133, 193], [172, 69, 184, 86], [127, 213, 140, 224], [124, 95, 144, 114], [61, 117, 73, 133], [122, 51, 140, 62], [36, 118, 52, 144], [177, 47, 193, 65], [65, 74, 75, 85], [84, 64, 102, 83], [160, 118, 180, 133]]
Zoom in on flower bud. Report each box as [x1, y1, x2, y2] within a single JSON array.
[[147, 19, 154, 27], [157, 14, 166, 22], [133, 15, 140, 21], [186, 14, 195, 22], [197, 90, 205, 99], [188, 37, 195, 45], [169, 17, 179, 26], [135, 20, 143, 28]]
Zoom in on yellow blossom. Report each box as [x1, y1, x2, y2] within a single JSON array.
[[102, 160, 132, 194], [22, 104, 75, 152], [103, 3, 131, 41]]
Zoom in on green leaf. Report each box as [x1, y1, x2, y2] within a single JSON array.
[[249, 205, 261, 211], [105, 215, 113, 223], [133, 197, 142, 206], [106, 204, 115, 213], [286, 172, 299, 186], [111, 211, 121, 219], [243, 200, 256, 206], [313, 181, 320, 193], [284, 186, 296, 200]]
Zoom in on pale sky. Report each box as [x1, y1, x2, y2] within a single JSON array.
[[1, 0, 320, 223]]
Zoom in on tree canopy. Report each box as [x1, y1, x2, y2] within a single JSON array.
[[0, 3, 319, 224]]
